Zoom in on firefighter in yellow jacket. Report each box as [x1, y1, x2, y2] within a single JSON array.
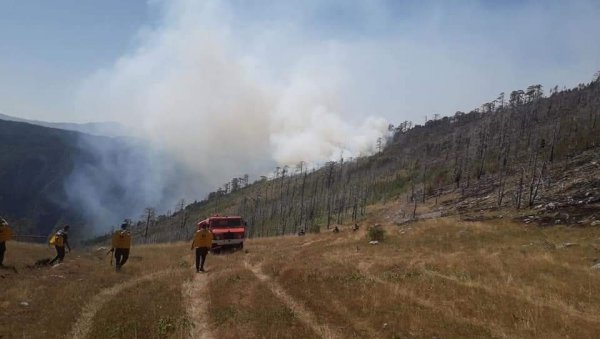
[[111, 222, 132, 272], [191, 222, 213, 272], [0, 217, 13, 267], [49, 225, 71, 265]]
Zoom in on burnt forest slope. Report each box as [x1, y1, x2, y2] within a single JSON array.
[[91, 78, 600, 244]]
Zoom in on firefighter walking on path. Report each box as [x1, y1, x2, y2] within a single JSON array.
[[111, 222, 132, 272], [0, 217, 13, 267], [191, 222, 213, 273], [49, 225, 71, 265]]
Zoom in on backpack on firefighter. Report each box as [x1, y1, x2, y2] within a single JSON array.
[[49, 230, 65, 247], [110, 223, 132, 271], [0, 218, 12, 242], [111, 229, 132, 249]]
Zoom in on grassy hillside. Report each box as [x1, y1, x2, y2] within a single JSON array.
[[4, 204, 600, 338]]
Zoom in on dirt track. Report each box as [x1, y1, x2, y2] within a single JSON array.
[[68, 270, 173, 339], [183, 271, 215, 339], [245, 260, 341, 339]]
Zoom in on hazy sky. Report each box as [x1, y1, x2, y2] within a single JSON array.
[[1, 0, 600, 172], [1, 0, 599, 124], [3, 0, 598, 229], [0, 1, 149, 119]]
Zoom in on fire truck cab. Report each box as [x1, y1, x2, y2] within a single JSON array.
[[198, 215, 246, 252]]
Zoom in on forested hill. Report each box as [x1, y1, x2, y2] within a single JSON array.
[[118, 77, 600, 244], [0, 119, 199, 240], [0, 119, 85, 235], [0, 113, 128, 137]]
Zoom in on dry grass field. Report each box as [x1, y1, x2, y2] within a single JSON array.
[[0, 242, 193, 338], [3, 210, 600, 338]]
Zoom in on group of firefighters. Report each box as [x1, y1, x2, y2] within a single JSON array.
[[0, 217, 214, 273]]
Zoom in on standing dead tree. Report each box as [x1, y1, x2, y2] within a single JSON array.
[[514, 167, 525, 209], [325, 161, 336, 229], [143, 207, 156, 240], [527, 139, 547, 207], [176, 199, 188, 229], [476, 124, 489, 180]]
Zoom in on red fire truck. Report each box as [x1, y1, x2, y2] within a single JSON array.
[[197, 214, 246, 252]]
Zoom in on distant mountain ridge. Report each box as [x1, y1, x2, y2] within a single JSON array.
[[0, 113, 129, 138], [0, 119, 85, 235], [0, 117, 204, 240]]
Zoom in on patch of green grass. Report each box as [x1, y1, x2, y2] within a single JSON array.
[[157, 317, 176, 338], [382, 266, 422, 282], [367, 226, 385, 241]]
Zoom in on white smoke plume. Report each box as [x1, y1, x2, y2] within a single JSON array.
[[68, 0, 394, 231], [61, 0, 600, 231], [64, 135, 201, 231], [77, 0, 389, 185]]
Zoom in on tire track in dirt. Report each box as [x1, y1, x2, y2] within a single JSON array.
[[354, 262, 508, 338], [418, 266, 600, 324], [300, 237, 330, 247], [328, 298, 381, 338], [244, 261, 341, 339], [330, 249, 600, 325], [68, 270, 172, 339], [182, 272, 214, 339]]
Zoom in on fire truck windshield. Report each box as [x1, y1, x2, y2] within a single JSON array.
[[211, 218, 242, 228]]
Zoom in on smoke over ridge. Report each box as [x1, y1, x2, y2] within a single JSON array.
[[69, 0, 389, 230], [78, 0, 388, 171]]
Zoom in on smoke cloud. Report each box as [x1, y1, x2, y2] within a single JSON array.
[[69, 0, 600, 230], [1, 0, 597, 233], [78, 0, 389, 171], [70, 0, 390, 230], [65, 135, 203, 232]]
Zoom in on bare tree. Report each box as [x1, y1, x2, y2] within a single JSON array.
[[231, 177, 240, 192], [510, 90, 524, 107], [298, 169, 307, 232], [376, 137, 383, 153], [143, 207, 156, 239], [497, 92, 505, 109], [514, 168, 525, 209], [527, 138, 546, 207], [325, 161, 336, 229], [175, 199, 188, 229]]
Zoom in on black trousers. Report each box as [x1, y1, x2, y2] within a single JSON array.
[[195, 247, 209, 270], [0, 241, 5, 266], [49, 246, 65, 265], [115, 248, 130, 267]]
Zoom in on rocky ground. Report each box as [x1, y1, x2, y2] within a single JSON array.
[[432, 148, 600, 227]]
